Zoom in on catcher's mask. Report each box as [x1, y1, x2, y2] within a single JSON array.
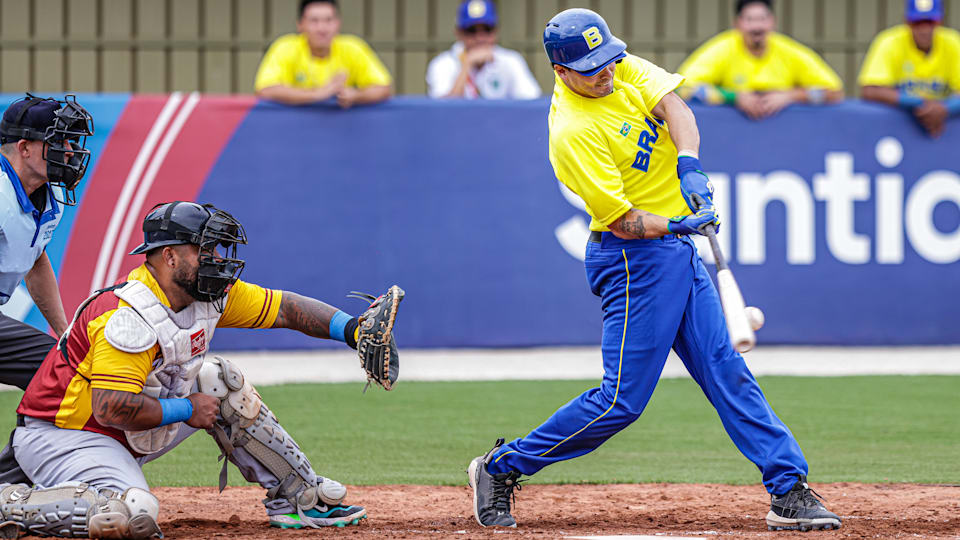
[[130, 201, 247, 312], [0, 93, 94, 206]]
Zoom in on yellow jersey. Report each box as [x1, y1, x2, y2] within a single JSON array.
[[548, 54, 690, 231], [858, 24, 960, 99], [18, 263, 282, 441], [678, 30, 842, 93], [254, 33, 392, 91]]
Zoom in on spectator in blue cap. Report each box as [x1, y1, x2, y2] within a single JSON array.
[[0, 93, 94, 389], [859, 0, 960, 136], [426, 0, 541, 99]]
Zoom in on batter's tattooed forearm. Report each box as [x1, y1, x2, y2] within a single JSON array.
[[273, 291, 338, 338], [91, 388, 162, 430], [620, 213, 647, 239], [611, 209, 653, 239]]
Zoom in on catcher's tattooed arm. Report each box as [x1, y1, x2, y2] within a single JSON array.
[[92, 389, 220, 430], [271, 291, 339, 338], [91, 388, 162, 430], [608, 209, 671, 240]]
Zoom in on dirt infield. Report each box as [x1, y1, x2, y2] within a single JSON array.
[[156, 482, 959, 539]]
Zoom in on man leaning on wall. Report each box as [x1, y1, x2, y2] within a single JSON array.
[[676, 0, 843, 120], [859, 0, 960, 137], [426, 0, 541, 100], [254, 0, 393, 107]]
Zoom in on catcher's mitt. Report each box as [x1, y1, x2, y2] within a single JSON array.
[[349, 285, 404, 391]]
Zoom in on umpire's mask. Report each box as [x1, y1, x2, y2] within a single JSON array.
[[0, 93, 94, 206]]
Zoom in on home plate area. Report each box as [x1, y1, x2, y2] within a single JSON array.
[[154, 482, 958, 539]]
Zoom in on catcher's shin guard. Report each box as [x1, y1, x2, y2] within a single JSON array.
[[0, 483, 161, 539], [199, 356, 362, 528]]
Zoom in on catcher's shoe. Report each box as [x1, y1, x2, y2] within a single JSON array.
[[269, 504, 367, 529], [766, 476, 841, 531], [468, 438, 523, 527]]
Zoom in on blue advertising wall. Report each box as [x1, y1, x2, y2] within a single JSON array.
[[199, 98, 960, 349]]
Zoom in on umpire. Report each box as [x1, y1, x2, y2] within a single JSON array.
[[0, 94, 94, 389]]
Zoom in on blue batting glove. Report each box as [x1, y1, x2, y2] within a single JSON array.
[[668, 206, 721, 236], [677, 156, 714, 212]]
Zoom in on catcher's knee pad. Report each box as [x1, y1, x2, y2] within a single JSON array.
[[198, 355, 261, 427], [0, 483, 160, 539], [87, 488, 161, 540], [198, 357, 343, 510]]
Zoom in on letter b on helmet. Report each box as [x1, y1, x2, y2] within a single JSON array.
[[582, 27, 603, 49], [543, 8, 627, 76]]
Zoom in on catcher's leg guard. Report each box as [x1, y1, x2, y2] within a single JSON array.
[[87, 488, 161, 540], [199, 356, 366, 528], [0, 483, 161, 539]]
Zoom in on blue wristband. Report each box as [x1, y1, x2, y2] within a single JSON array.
[[944, 96, 960, 116], [329, 310, 352, 343], [677, 155, 702, 179], [158, 398, 193, 426], [898, 91, 924, 111]]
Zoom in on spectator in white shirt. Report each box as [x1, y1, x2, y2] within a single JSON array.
[[426, 0, 541, 99]]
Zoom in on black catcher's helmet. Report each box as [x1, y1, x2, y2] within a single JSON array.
[[130, 201, 247, 311], [0, 93, 94, 206]]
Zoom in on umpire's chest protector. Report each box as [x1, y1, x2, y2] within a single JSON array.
[[104, 279, 223, 454]]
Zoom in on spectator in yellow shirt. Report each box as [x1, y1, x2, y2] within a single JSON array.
[[677, 0, 843, 120], [254, 0, 393, 107], [859, 0, 960, 137]]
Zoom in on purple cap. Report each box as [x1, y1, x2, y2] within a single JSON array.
[[457, 0, 497, 29], [905, 0, 942, 22]]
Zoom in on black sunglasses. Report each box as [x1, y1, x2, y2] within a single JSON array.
[[463, 24, 495, 34]]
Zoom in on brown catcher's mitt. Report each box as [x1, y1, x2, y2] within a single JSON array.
[[350, 285, 404, 391]]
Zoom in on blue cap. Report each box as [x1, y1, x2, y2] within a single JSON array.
[[457, 0, 497, 29], [905, 0, 942, 22]]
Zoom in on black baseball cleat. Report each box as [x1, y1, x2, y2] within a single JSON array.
[[766, 475, 842, 531], [467, 438, 523, 527]]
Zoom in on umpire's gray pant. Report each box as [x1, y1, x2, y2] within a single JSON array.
[[0, 314, 55, 390]]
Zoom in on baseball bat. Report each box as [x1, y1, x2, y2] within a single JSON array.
[[704, 224, 756, 353]]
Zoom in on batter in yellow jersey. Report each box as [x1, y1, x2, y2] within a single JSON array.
[[254, 0, 392, 107], [859, 0, 960, 137], [548, 54, 690, 230], [677, 0, 843, 120], [467, 6, 841, 533]]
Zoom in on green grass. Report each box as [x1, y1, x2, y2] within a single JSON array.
[[0, 375, 955, 487]]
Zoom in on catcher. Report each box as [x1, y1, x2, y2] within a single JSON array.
[[0, 201, 402, 539]]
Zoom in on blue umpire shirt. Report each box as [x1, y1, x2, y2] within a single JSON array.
[[0, 153, 62, 305]]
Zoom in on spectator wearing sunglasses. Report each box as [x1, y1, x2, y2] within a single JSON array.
[[426, 0, 541, 99]]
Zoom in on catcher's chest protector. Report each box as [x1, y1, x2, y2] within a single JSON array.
[[107, 280, 223, 454]]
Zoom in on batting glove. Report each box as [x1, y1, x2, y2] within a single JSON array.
[[678, 156, 714, 212], [668, 206, 720, 236]]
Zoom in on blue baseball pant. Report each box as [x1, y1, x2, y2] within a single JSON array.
[[487, 232, 807, 495]]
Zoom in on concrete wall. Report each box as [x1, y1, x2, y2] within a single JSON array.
[[2, 0, 959, 95]]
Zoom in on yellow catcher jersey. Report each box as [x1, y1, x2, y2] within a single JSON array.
[[678, 30, 842, 92], [548, 54, 690, 231], [18, 263, 282, 437], [858, 24, 960, 99], [254, 33, 393, 91]]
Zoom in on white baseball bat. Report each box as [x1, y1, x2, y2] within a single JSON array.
[[704, 225, 756, 353]]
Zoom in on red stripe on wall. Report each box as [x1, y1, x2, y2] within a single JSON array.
[[109, 96, 256, 285], [59, 97, 171, 315]]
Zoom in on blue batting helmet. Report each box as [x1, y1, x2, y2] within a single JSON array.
[[543, 8, 627, 76]]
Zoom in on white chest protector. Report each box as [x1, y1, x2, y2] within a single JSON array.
[[102, 280, 223, 454]]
